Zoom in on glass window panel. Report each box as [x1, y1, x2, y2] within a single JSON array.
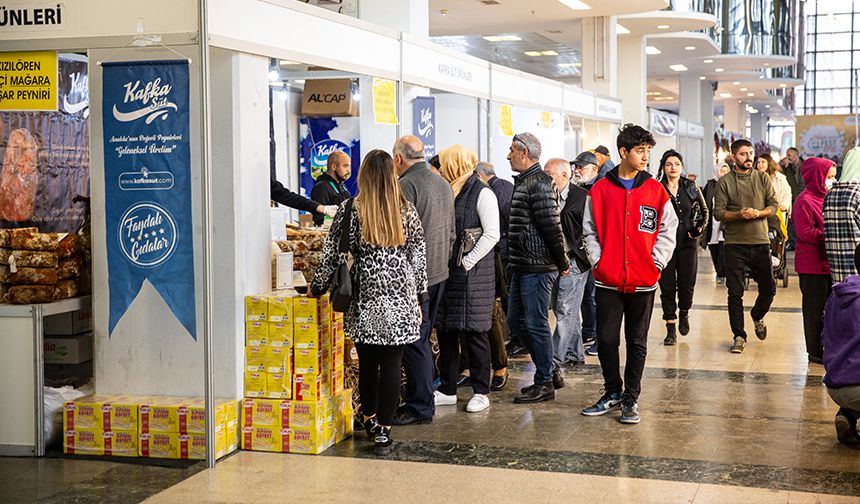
[[813, 51, 852, 69], [813, 70, 853, 87]]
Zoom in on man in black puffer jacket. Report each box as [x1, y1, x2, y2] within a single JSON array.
[[506, 132, 570, 404]]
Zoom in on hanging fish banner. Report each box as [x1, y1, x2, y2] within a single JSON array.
[[101, 60, 195, 339]]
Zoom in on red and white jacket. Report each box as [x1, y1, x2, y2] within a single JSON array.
[[583, 168, 678, 293]]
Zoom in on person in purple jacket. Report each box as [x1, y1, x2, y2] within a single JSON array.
[[823, 243, 860, 445], [793, 158, 837, 364]]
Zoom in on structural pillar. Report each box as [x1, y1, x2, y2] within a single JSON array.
[[700, 79, 716, 167], [580, 17, 618, 98], [750, 112, 767, 145], [617, 35, 647, 126], [723, 99, 746, 138]]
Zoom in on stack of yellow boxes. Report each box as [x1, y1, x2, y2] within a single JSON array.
[[244, 293, 295, 399], [63, 396, 237, 460], [241, 292, 351, 454]]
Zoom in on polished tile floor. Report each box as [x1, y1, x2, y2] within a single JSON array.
[[4, 252, 859, 503]]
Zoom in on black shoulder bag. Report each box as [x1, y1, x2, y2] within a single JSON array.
[[330, 199, 354, 313]]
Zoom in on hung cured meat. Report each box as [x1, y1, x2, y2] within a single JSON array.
[[0, 129, 40, 222], [7, 267, 58, 285], [10, 227, 59, 251], [5, 285, 54, 304]]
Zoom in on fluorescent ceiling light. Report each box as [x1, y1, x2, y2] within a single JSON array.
[[525, 51, 542, 56], [740, 87, 748, 91], [779, 83, 787, 87], [483, 34, 522, 42], [669, 64, 688, 72], [732, 81, 740, 85], [703, 59, 714, 63], [720, 92, 732, 98], [764, 63, 770, 67], [541, 50, 559, 56], [558, 62, 582, 68], [557, 0, 591, 10], [747, 92, 755, 97], [714, 68, 724, 72], [616, 24, 630, 35], [645, 46, 662, 55], [699, 76, 706, 80], [657, 24, 670, 29], [684, 46, 696, 51], [765, 105, 771, 108]]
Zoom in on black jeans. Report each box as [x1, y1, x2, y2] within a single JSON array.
[[355, 343, 406, 426], [401, 281, 445, 419], [595, 288, 655, 401], [581, 271, 597, 341], [440, 330, 491, 395], [461, 299, 508, 371], [709, 243, 725, 278], [724, 244, 776, 340], [799, 273, 832, 360], [659, 242, 699, 321]]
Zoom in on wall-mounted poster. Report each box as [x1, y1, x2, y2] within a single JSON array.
[[299, 116, 360, 200], [796, 114, 858, 165], [413, 96, 435, 157]]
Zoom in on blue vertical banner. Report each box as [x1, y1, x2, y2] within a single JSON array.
[[101, 60, 195, 339], [413, 96, 436, 157]]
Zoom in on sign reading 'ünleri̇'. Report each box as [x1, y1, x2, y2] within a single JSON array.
[[0, 50, 58, 111]]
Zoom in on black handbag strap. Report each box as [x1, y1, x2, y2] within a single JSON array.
[[339, 199, 354, 254]]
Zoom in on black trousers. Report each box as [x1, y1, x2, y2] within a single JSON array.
[[401, 281, 445, 419], [461, 299, 508, 371], [799, 273, 832, 360], [709, 243, 725, 278], [440, 330, 491, 395], [659, 242, 699, 321], [595, 288, 655, 400], [355, 343, 406, 426], [724, 244, 776, 340], [581, 271, 597, 342]]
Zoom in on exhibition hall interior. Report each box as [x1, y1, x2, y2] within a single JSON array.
[[2, 0, 860, 502]]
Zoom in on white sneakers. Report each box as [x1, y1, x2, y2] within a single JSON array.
[[466, 394, 490, 413], [434, 390, 457, 406], [433, 391, 490, 412]]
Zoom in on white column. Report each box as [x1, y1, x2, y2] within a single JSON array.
[[617, 35, 647, 126], [750, 112, 767, 144], [679, 74, 703, 123], [580, 17, 618, 98], [700, 80, 716, 167], [359, 0, 429, 38], [723, 99, 746, 137]]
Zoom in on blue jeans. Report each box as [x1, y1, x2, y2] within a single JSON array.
[[507, 270, 557, 385], [581, 271, 597, 342], [552, 263, 589, 365]]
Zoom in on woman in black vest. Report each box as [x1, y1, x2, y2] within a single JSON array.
[[658, 150, 709, 345], [435, 145, 500, 414]]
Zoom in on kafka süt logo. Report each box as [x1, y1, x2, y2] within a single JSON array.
[[112, 77, 177, 124], [118, 202, 178, 267], [311, 139, 350, 180]]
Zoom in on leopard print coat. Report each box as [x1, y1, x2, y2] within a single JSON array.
[[311, 199, 427, 346]]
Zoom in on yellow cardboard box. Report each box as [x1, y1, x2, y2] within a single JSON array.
[[245, 321, 268, 346], [294, 323, 329, 350], [267, 322, 293, 347], [288, 421, 335, 454], [293, 295, 330, 324], [245, 346, 266, 372], [265, 346, 290, 373], [245, 296, 268, 322], [241, 398, 291, 429], [244, 372, 267, 398], [64, 395, 142, 432], [294, 347, 330, 375], [64, 429, 138, 457], [138, 432, 215, 460], [332, 343, 345, 369], [226, 419, 239, 452], [241, 426, 290, 453], [331, 366, 344, 396], [293, 373, 330, 402], [139, 432, 179, 458], [266, 372, 292, 399], [267, 295, 293, 323], [139, 398, 207, 434]]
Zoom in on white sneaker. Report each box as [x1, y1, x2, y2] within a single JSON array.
[[434, 390, 457, 406], [466, 394, 490, 413]]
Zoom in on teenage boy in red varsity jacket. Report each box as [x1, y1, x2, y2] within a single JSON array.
[[580, 124, 678, 424]]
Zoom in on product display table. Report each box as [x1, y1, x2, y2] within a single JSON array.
[[0, 296, 91, 456]]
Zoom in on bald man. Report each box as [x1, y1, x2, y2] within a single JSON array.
[[310, 150, 352, 226], [392, 135, 455, 426]]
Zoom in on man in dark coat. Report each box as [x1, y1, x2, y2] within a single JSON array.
[[310, 150, 352, 225], [270, 178, 336, 219]]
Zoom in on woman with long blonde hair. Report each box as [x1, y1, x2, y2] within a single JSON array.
[[311, 149, 427, 455]]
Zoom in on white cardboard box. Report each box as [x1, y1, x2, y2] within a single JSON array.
[[43, 309, 93, 335], [44, 333, 93, 364]]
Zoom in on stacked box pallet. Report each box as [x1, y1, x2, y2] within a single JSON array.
[[0, 227, 85, 304], [243, 293, 296, 399], [63, 395, 238, 460]]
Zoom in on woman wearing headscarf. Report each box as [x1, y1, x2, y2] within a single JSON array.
[[824, 147, 860, 282], [434, 145, 500, 414], [794, 157, 837, 364], [702, 161, 730, 283]]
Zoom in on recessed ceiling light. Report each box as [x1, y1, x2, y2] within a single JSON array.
[[616, 24, 630, 35], [669, 64, 688, 72], [740, 87, 748, 91], [557, 0, 591, 10], [699, 76, 706, 80], [558, 62, 582, 68], [720, 92, 732, 98], [685, 46, 696, 51], [645, 46, 662, 55], [765, 105, 771, 108], [747, 92, 755, 97], [657, 24, 670, 29], [484, 34, 523, 42], [763, 63, 770, 67], [732, 81, 740, 85], [703, 59, 714, 63], [525, 51, 542, 56], [779, 83, 787, 87], [715, 68, 724, 72], [653, 91, 662, 95], [541, 50, 559, 56], [440, 9, 448, 15]]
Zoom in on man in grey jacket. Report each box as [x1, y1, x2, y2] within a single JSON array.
[[392, 135, 455, 426]]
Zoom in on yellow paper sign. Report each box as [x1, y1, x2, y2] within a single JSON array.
[[0, 51, 57, 111], [540, 111, 552, 129], [372, 78, 398, 125], [499, 104, 513, 137]]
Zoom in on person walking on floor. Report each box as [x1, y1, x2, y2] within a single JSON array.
[[657, 150, 708, 346], [506, 132, 570, 404], [823, 146, 860, 283], [434, 146, 500, 413], [713, 139, 779, 354], [571, 152, 601, 356], [391, 135, 455, 426], [793, 157, 837, 365], [310, 149, 427, 455], [544, 158, 591, 369], [310, 150, 352, 226], [702, 162, 730, 284], [581, 124, 677, 424]]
